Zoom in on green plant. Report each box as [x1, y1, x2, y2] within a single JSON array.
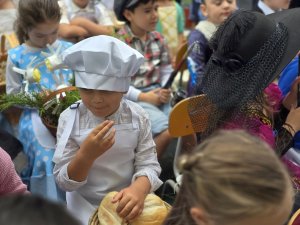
[[0, 87, 80, 128]]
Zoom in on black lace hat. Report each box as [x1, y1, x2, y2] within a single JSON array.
[[185, 9, 300, 153], [202, 9, 300, 109], [114, 0, 140, 22]]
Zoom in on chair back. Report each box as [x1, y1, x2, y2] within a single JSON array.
[[169, 94, 213, 137], [289, 209, 300, 225]]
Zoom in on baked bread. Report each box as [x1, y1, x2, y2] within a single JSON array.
[[89, 191, 171, 225]]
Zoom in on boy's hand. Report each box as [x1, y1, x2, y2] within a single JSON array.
[[111, 177, 150, 221], [159, 88, 171, 103], [138, 88, 162, 106], [111, 187, 146, 221], [79, 120, 115, 162]]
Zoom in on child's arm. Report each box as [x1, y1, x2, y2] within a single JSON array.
[[58, 23, 89, 43], [69, 17, 114, 36], [126, 85, 164, 106], [54, 116, 115, 191], [111, 105, 162, 221], [6, 55, 23, 94], [67, 120, 115, 181]]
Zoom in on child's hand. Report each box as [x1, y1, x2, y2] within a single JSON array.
[[79, 120, 115, 162], [159, 88, 171, 103], [285, 105, 300, 134], [111, 186, 146, 222], [283, 76, 300, 109], [138, 88, 162, 106]]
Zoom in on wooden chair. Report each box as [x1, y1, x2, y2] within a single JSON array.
[[289, 209, 300, 225], [162, 94, 211, 195], [0, 33, 21, 126]]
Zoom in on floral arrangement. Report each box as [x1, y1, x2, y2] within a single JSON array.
[[0, 87, 80, 136], [0, 42, 81, 136]]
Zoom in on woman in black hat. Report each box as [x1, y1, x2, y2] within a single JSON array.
[[187, 9, 300, 186]]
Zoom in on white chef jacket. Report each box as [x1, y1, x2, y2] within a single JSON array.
[[53, 98, 162, 225]]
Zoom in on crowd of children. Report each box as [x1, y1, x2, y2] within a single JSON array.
[[2, 1, 300, 225]]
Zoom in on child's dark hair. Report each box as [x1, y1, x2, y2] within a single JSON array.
[[0, 194, 81, 225], [124, 0, 155, 23], [14, 0, 61, 44]]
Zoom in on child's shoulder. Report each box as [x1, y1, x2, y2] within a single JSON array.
[[59, 100, 82, 120], [124, 99, 149, 118], [8, 44, 25, 55]]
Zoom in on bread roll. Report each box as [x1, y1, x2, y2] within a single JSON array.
[[94, 191, 171, 225]]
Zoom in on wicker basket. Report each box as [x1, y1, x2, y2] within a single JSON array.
[[41, 86, 78, 137]]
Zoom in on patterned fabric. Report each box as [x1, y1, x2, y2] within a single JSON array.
[[117, 25, 171, 88], [6, 40, 73, 201], [63, 0, 100, 23], [0, 147, 28, 195], [156, 2, 184, 58]]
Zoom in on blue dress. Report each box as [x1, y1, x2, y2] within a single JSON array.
[[6, 40, 73, 201]]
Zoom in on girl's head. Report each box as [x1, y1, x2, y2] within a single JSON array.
[[201, 0, 237, 25], [189, 9, 300, 139], [201, 9, 300, 109], [164, 130, 294, 225], [15, 0, 61, 47]]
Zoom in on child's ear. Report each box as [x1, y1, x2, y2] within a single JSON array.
[[123, 9, 133, 22], [190, 207, 209, 225], [200, 4, 208, 17]]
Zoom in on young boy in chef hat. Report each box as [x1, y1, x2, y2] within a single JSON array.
[[52, 35, 162, 225]]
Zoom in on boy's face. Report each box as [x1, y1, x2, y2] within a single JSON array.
[[73, 0, 89, 8], [124, 1, 159, 33], [79, 88, 124, 117], [201, 0, 237, 25]]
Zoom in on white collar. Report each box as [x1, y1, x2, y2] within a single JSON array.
[[258, 0, 276, 15]]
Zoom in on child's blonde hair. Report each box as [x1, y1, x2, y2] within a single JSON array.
[[14, 0, 61, 44], [163, 130, 293, 225]]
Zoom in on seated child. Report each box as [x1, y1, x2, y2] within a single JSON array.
[[53, 35, 162, 225], [58, 0, 119, 43], [114, 0, 173, 157], [6, 0, 73, 201], [187, 0, 237, 95], [163, 130, 294, 225]]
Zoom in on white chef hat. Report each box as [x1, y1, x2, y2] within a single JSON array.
[[62, 35, 144, 92]]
